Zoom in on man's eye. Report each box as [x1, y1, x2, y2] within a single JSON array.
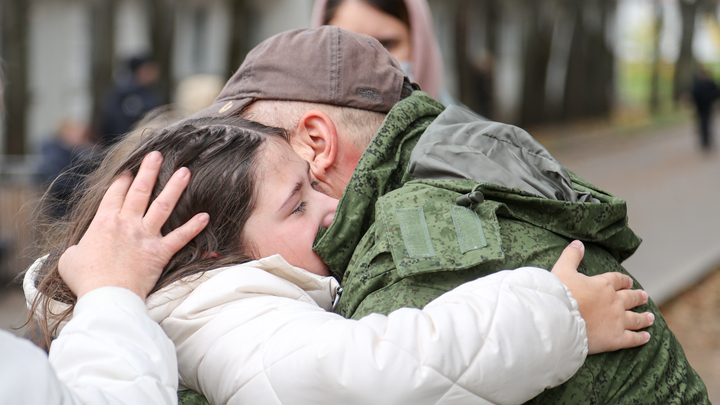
[[292, 202, 307, 215], [310, 181, 323, 193]]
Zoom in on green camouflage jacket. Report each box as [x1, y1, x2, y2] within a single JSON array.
[[312, 91, 709, 404]]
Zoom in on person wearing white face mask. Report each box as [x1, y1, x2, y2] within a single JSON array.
[[311, 0, 459, 106]]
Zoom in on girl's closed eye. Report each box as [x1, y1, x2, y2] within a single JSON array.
[[292, 202, 307, 215]]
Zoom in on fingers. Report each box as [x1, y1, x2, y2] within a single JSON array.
[[619, 311, 654, 350], [619, 330, 652, 349], [625, 311, 655, 331], [601, 272, 634, 292], [162, 213, 210, 256], [123, 151, 163, 216], [144, 167, 191, 231], [617, 288, 648, 310], [58, 245, 78, 280], [97, 172, 134, 215], [607, 310, 653, 351], [550, 240, 585, 277]]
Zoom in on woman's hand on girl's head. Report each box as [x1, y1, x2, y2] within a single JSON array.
[[58, 151, 209, 300]]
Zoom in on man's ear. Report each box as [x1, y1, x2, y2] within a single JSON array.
[[291, 110, 338, 179]]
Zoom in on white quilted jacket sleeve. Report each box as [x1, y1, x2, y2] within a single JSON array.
[[39, 287, 178, 405], [164, 265, 587, 405]]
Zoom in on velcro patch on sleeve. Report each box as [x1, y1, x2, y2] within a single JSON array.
[[452, 205, 488, 253], [397, 207, 436, 258]]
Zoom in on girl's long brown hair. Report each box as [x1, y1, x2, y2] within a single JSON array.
[[30, 116, 288, 345]]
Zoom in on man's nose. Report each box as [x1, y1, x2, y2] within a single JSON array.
[[320, 194, 338, 228]]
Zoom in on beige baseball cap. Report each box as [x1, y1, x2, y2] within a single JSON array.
[[184, 26, 414, 122]]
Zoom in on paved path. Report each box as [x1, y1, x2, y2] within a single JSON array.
[[538, 120, 720, 305]]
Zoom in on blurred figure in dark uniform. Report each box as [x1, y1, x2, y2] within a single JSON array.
[[98, 55, 163, 147], [36, 120, 96, 219], [691, 66, 720, 152]]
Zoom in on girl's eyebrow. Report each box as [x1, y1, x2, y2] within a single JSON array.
[[279, 161, 310, 211], [280, 182, 302, 211]]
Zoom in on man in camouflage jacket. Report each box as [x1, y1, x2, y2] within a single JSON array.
[[310, 91, 709, 404]]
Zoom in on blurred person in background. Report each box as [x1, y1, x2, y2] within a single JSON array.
[[35, 119, 95, 219], [175, 74, 225, 117], [690, 66, 720, 152], [312, 0, 459, 106], [98, 55, 163, 147]]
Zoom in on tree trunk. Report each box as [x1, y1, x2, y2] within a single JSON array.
[[1, 0, 30, 156], [226, 0, 252, 76], [649, 0, 663, 114], [674, 0, 698, 102], [149, 0, 176, 103], [562, 0, 615, 120], [561, 0, 586, 120], [587, 0, 615, 118], [544, 1, 575, 121], [519, 0, 556, 126], [89, 0, 117, 142], [454, 0, 496, 118], [454, 0, 471, 106]]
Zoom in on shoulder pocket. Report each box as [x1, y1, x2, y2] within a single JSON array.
[[377, 186, 505, 277]]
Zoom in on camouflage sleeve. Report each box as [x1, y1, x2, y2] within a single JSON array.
[[178, 390, 208, 405]]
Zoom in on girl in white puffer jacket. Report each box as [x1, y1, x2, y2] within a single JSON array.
[[27, 117, 652, 405]]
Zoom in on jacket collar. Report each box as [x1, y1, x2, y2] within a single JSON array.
[[24, 256, 70, 335], [146, 255, 341, 321], [24, 254, 341, 331], [313, 91, 445, 279]]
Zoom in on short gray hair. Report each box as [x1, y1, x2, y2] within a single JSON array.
[[241, 100, 386, 150]]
